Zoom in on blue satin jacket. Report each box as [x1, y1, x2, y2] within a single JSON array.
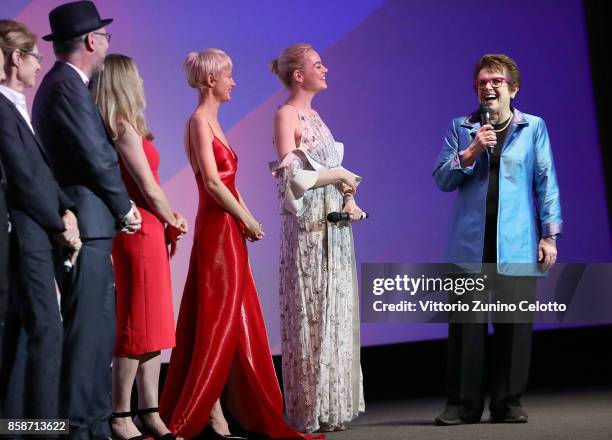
[[433, 109, 562, 276]]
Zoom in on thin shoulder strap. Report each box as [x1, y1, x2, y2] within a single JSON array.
[[187, 116, 218, 162], [206, 120, 217, 139]]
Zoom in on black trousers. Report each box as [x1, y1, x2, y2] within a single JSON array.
[[445, 278, 536, 420], [58, 238, 115, 440], [0, 245, 63, 420], [0, 192, 9, 416], [444, 216, 537, 420]]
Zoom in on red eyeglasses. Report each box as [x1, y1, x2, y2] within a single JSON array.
[[474, 77, 510, 89]]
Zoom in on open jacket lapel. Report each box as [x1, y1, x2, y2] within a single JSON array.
[[0, 93, 52, 165]]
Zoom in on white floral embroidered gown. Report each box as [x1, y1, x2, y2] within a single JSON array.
[[271, 108, 365, 433]]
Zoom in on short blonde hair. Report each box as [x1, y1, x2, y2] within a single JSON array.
[[184, 48, 232, 91], [270, 43, 313, 88], [94, 54, 153, 141]]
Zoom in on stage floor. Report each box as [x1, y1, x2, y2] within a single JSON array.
[[327, 388, 612, 440]]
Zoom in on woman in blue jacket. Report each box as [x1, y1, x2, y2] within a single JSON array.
[[433, 54, 562, 425]]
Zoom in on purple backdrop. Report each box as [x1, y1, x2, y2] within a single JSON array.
[[7, 0, 610, 356]]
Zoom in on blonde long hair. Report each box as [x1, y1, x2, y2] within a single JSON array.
[[95, 53, 153, 141]]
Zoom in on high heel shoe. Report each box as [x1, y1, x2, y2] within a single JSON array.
[[202, 423, 246, 440], [110, 412, 146, 440], [134, 407, 176, 440]]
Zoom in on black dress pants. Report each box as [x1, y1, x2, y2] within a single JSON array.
[[1, 245, 63, 421], [0, 201, 8, 419], [58, 238, 115, 440], [445, 278, 536, 420], [444, 216, 537, 420]]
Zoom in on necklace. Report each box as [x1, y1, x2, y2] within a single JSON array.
[[492, 115, 513, 132]]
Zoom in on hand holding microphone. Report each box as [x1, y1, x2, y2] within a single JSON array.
[[478, 103, 497, 151], [456, 105, 497, 169], [461, 123, 496, 168], [327, 211, 369, 223], [328, 196, 369, 223], [473, 125, 496, 153], [326, 176, 367, 223]]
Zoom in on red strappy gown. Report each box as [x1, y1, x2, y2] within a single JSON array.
[[159, 137, 314, 439]]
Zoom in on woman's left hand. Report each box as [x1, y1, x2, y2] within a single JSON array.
[[538, 237, 558, 271], [343, 198, 364, 222]]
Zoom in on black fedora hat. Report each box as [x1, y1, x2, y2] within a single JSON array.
[[42, 1, 113, 42]]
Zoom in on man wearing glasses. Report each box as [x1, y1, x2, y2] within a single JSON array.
[[32, 2, 140, 438]]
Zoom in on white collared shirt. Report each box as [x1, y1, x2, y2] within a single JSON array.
[[64, 62, 90, 86], [0, 84, 34, 134]]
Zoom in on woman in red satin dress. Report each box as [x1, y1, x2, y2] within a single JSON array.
[[96, 54, 188, 440], [159, 49, 313, 440]]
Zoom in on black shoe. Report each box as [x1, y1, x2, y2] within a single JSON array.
[[135, 407, 176, 440], [202, 424, 246, 440], [434, 407, 480, 426], [489, 406, 528, 423], [110, 412, 146, 440]]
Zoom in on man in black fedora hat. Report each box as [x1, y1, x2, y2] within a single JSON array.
[[32, 2, 141, 439]]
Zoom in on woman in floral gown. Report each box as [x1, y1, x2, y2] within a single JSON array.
[[270, 43, 365, 433]]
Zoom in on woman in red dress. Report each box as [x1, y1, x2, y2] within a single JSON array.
[[159, 49, 313, 440], [96, 54, 188, 440]]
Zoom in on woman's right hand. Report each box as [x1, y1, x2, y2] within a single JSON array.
[[459, 125, 497, 168], [244, 217, 265, 242], [472, 124, 497, 154], [338, 169, 358, 193]]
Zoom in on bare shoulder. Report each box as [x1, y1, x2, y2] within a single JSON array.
[[189, 111, 214, 140], [274, 104, 299, 125], [190, 109, 209, 128]]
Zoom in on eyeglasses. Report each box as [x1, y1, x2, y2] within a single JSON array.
[[474, 77, 510, 89], [93, 32, 112, 42], [23, 51, 44, 62]]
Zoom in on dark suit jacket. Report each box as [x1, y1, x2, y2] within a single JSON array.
[[32, 62, 131, 239], [0, 154, 9, 291], [0, 93, 74, 253]]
